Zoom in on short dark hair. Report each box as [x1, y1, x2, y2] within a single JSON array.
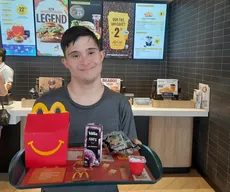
[[61, 26, 100, 56], [0, 48, 6, 62]]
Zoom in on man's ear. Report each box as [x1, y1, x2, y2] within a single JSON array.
[[100, 50, 105, 62], [61, 57, 68, 69]]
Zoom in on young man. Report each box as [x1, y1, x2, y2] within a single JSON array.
[[0, 48, 14, 93], [35, 26, 140, 192]]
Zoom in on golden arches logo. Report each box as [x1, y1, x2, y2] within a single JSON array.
[[28, 140, 64, 156], [31, 102, 49, 114], [31, 102, 67, 114], [50, 102, 67, 113], [72, 171, 89, 181]]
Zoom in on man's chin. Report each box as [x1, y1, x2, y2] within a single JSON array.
[[81, 76, 99, 85]]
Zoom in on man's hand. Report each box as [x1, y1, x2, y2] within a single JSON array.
[[5, 82, 12, 90], [132, 138, 142, 145]]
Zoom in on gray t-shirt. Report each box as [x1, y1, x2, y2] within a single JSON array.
[[34, 85, 137, 192]]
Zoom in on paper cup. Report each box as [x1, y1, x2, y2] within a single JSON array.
[[129, 155, 146, 176]]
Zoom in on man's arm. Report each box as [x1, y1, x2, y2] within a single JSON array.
[[2, 66, 14, 91], [0, 75, 7, 96], [119, 97, 142, 145]]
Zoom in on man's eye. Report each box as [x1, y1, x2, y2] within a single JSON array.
[[89, 52, 95, 55], [72, 55, 79, 58]]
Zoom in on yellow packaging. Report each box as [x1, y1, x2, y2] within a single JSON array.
[[108, 11, 129, 50]]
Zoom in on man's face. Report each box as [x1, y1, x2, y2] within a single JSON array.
[[62, 36, 104, 84]]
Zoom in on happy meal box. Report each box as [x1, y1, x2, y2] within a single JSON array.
[[24, 102, 70, 168]]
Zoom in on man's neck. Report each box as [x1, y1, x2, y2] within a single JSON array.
[[67, 78, 105, 106]]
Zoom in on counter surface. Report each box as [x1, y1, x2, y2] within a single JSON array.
[[4, 101, 209, 124]]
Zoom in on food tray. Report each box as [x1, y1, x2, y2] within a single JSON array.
[[8, 144, 163, 189]]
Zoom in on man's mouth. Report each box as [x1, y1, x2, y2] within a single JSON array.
[[79, 66, 95, 72]]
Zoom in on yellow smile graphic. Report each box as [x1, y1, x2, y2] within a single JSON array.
[[28, 140, 64, 156]]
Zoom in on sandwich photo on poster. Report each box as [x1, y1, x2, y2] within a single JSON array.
[[103, 1, 134, 59], [69, 1, 102, 44], [0, 0, 36, 56], [34, 0, 68, 56]]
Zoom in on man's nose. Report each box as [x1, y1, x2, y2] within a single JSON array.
[[80, 56, 90, 65]]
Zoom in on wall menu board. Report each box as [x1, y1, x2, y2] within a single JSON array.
[[35, 0, 68, 56], [0, 1, 168, 59], [69, 1, 102, 45], [0, 0, 36, 56], [133, 3, 167, 59], [103, 2, 134, 59]]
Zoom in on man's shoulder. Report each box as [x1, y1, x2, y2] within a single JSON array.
[[105, 87, 126, 99], [3, 64, 14, 73], [104, 87, 130, 107], [35, 86, 66, 107]]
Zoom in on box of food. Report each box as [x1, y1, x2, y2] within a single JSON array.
[[84, 123, 103, 167]]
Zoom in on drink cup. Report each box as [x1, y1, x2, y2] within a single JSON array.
[[129, 156, 146, 176]]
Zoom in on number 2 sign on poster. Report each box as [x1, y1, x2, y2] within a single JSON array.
[[102, 2, 134, 59], [34, 0, 68, 56]]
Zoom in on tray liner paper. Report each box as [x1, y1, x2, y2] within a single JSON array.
[[21, 147, 155, 186]]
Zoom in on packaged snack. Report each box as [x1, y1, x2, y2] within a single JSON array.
[[84, 123, 103, 167], [103, 131, 140, 155]]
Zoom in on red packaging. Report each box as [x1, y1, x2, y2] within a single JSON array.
[[12, 24, 24, 37], [24, 102, 70, 168]]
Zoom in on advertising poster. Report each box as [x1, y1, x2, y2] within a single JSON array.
[[38, 77, 63, 96], [0, 0, 36, 56], [101, 78, 121, 93], [69, 1, 102, 46], [157, 79, 178, 95], [103, 2, 134, 59], [133, 3, 167, 59], [35, 0, 68, 56]]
